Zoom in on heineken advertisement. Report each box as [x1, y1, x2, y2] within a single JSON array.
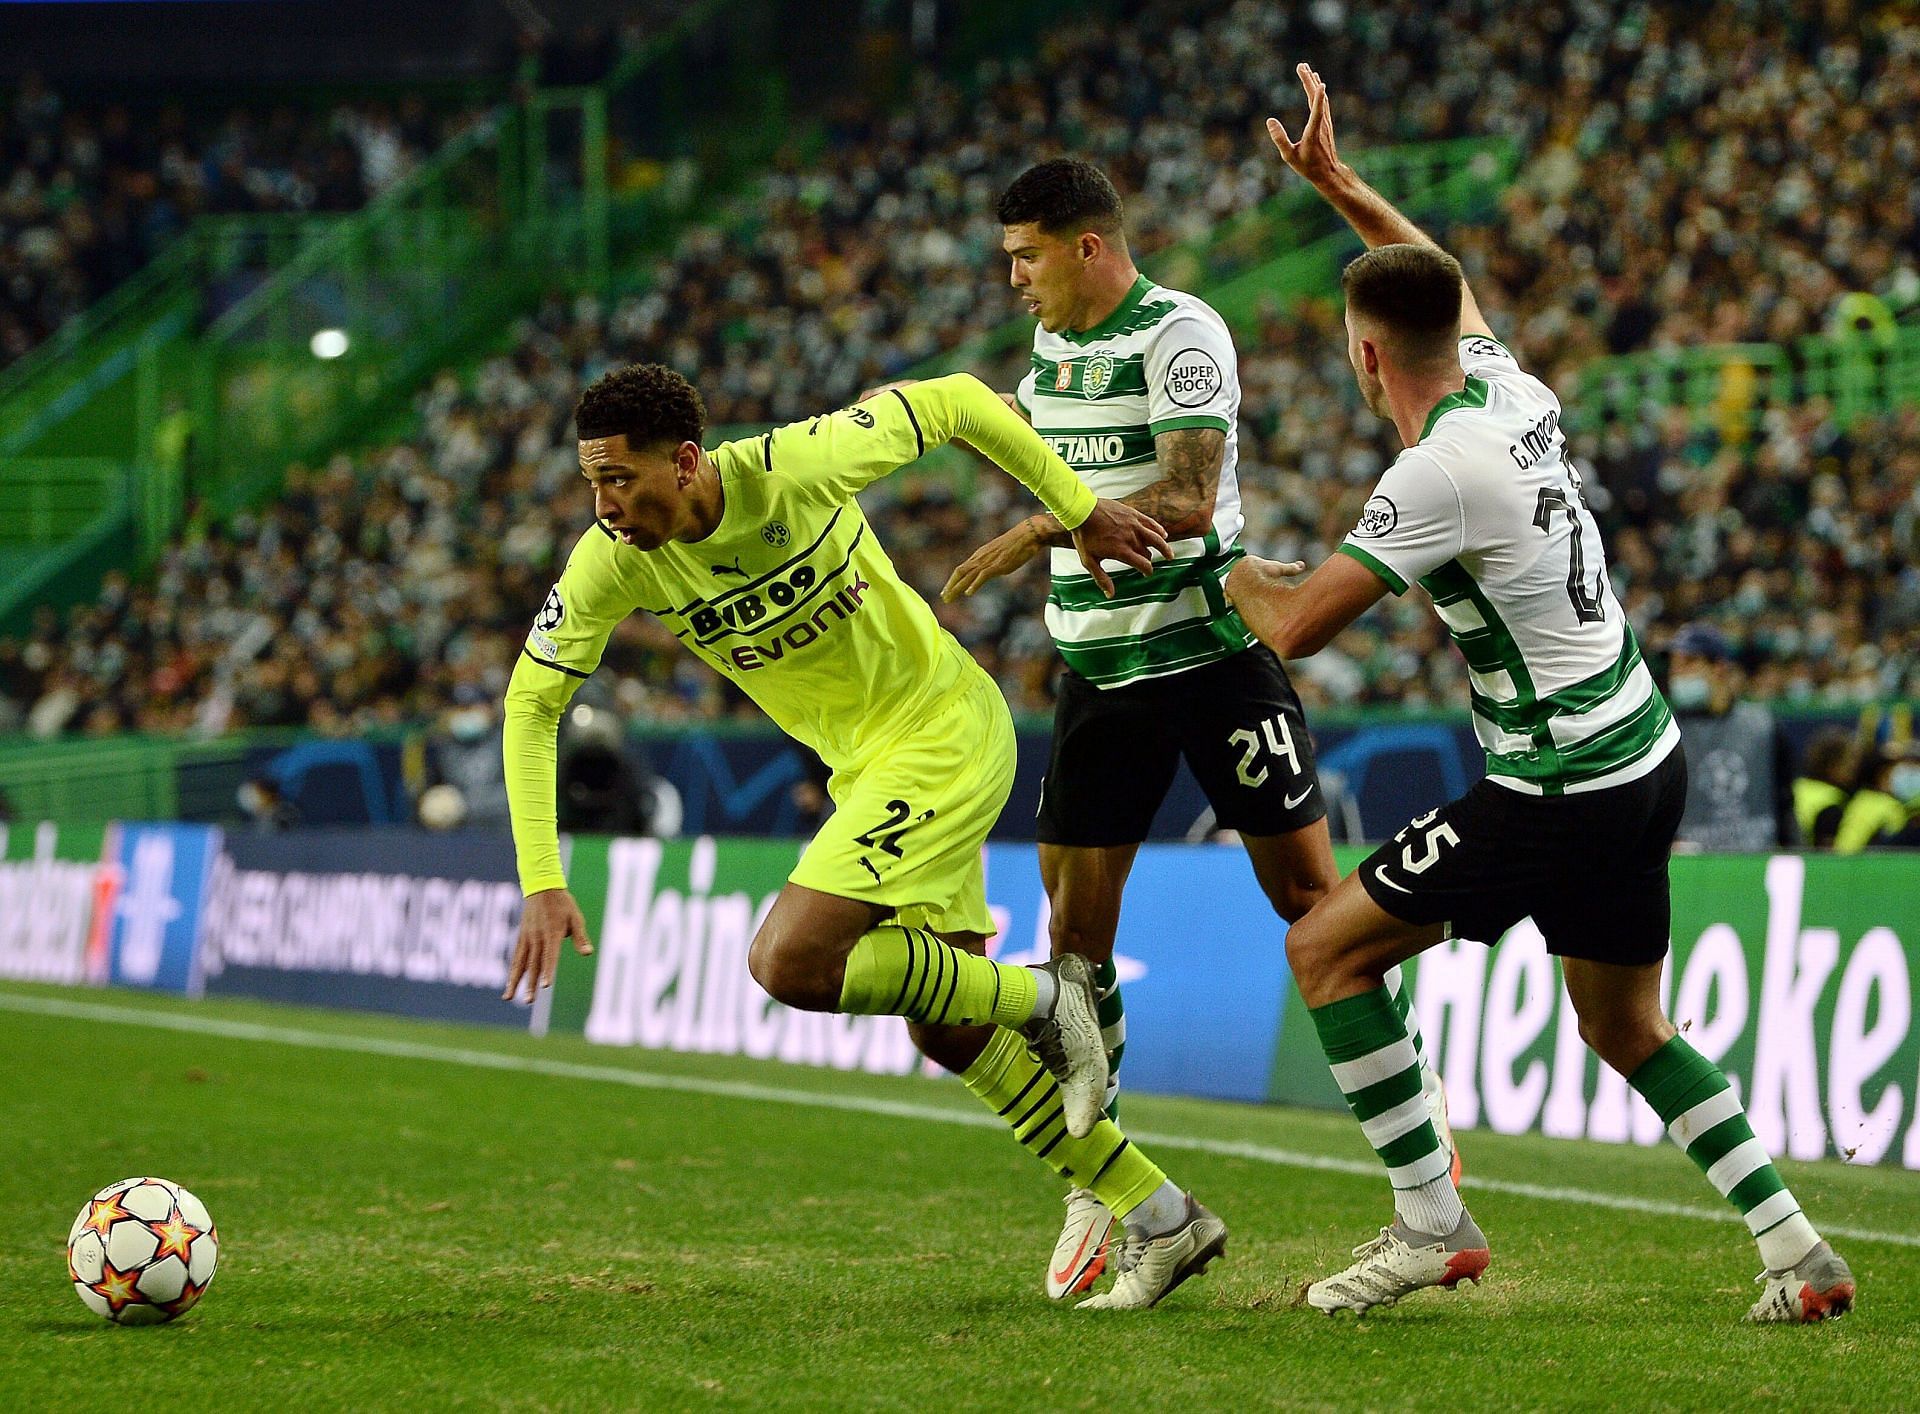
[[553, 837, 1920, 1169], [549, 835, 923, 1075], [1279, 850, 1920, 1167]]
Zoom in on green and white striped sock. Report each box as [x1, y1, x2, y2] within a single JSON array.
[[1383, 965, 1426, 1066], [1630, 1035, 1820, 1271], [1310, 987, 1463, 1236], [1385, 963, 1455, 1150], [1094, 956, 1125, 1122]]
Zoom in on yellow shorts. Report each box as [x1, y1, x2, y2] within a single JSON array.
[[788, 671, 1015, 936]]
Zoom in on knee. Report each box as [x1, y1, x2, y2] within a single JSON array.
[[747, 930, 834, 1012], [1284, 910, 1333, 997], [1576, 1009, 1675, 1076], [909, 1021, 990, 1075], [1264, 874, 1332, 925], [1048, 907, 1116, 964]]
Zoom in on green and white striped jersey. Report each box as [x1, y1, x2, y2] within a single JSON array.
[[1337, 335, 1679, 796], [1013, 275, 1253, 688]]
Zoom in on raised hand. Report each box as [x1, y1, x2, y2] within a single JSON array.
[[1267, 63, 1343, 188]]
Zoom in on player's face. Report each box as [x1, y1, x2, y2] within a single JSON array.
[[1003, 223, 1086, 334], [1345, 307, 1389, 419], [578, 434, 696, 549]]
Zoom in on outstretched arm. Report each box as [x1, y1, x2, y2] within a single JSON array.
[[1268, 63, 1494, 340], [787, 375, 1169, 597], [1224, 552, 1385, 659], [906, 375, 1174, 594]]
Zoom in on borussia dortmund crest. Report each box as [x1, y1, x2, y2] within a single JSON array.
[[1083, 354, 1114, 399], [762, 521, 791, 548]]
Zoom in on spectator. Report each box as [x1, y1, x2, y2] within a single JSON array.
[[236, 774, 298, 831], [1835, 747, 1920, 852], [0, 76, 486, 370], [1791, 728, 1857, 849], [420, 682, 510, 830], [3, 0, 1917, 745], [1668, 622, 1789, 850]]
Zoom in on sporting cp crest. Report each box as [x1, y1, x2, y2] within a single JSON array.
[[1082, 354, 1114, 399]]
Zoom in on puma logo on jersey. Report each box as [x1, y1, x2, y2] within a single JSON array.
[[711, 557, 748, 578]]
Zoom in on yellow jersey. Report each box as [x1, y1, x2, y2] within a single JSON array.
[[503, 373, 1098, 893]]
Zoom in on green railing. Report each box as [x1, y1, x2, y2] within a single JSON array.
[[0, 0, 823, 631], [187, 105, 580, 518], [0, 460, 129, 546], [1573, 326, 1920, 435], [0, 97, 607, 623]]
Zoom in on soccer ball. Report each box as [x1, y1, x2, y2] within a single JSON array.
[[67, 1177, 219, 1324]]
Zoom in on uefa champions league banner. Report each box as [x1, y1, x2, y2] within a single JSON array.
[[196, 829, 532, 1027]]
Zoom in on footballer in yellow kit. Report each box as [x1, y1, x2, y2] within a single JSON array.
[[512, 384, 1022, 935], [498, 365, 1232, 1310]]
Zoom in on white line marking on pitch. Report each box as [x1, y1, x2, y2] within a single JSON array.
[[5, 991, 1916, 1250]]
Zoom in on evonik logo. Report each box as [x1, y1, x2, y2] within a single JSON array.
[[727, 574, 872, 671]]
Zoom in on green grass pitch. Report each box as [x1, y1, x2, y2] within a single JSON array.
[[2, 981, 1914, 1410]]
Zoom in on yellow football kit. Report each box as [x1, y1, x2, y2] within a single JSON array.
[[503, 373, 1097, 933]]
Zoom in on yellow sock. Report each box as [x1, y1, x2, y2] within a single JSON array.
[[839, 925, 1036, 1027], [961, 1027, 1166, 1219]]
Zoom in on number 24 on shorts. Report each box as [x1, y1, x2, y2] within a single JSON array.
[[1229, 713, 1304, 789]]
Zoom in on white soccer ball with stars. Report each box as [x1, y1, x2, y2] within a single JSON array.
[[67, 1177, 219, 1324]]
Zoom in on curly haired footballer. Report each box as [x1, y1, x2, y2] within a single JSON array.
[[574, 363, 707, 448]]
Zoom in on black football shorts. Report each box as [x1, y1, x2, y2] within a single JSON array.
[[1036, 644, 1328, 847]]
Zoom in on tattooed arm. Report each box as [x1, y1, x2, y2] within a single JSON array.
[[1013, 426, 1223, 548], [942, 426, 1219, 599]]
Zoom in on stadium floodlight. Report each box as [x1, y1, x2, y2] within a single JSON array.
[[310, 328, 350, 360]]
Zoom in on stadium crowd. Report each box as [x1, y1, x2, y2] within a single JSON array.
[[0, 0, 1916, 839], [0, 75, 489, 370]]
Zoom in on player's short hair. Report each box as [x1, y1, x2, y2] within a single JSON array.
[[996, 159, 1126, 241], [575, 364, 707, 448], [1341, 243, 1465, 366]]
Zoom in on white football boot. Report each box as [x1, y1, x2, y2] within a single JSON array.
[[1046, 1187, 1116, 1300], [1019, 954, 1109, 1139], [1077, 1195, 1228, 1310], [1305, 1212, 1490, 1315], [1747, 1241, 1856, 1324]]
